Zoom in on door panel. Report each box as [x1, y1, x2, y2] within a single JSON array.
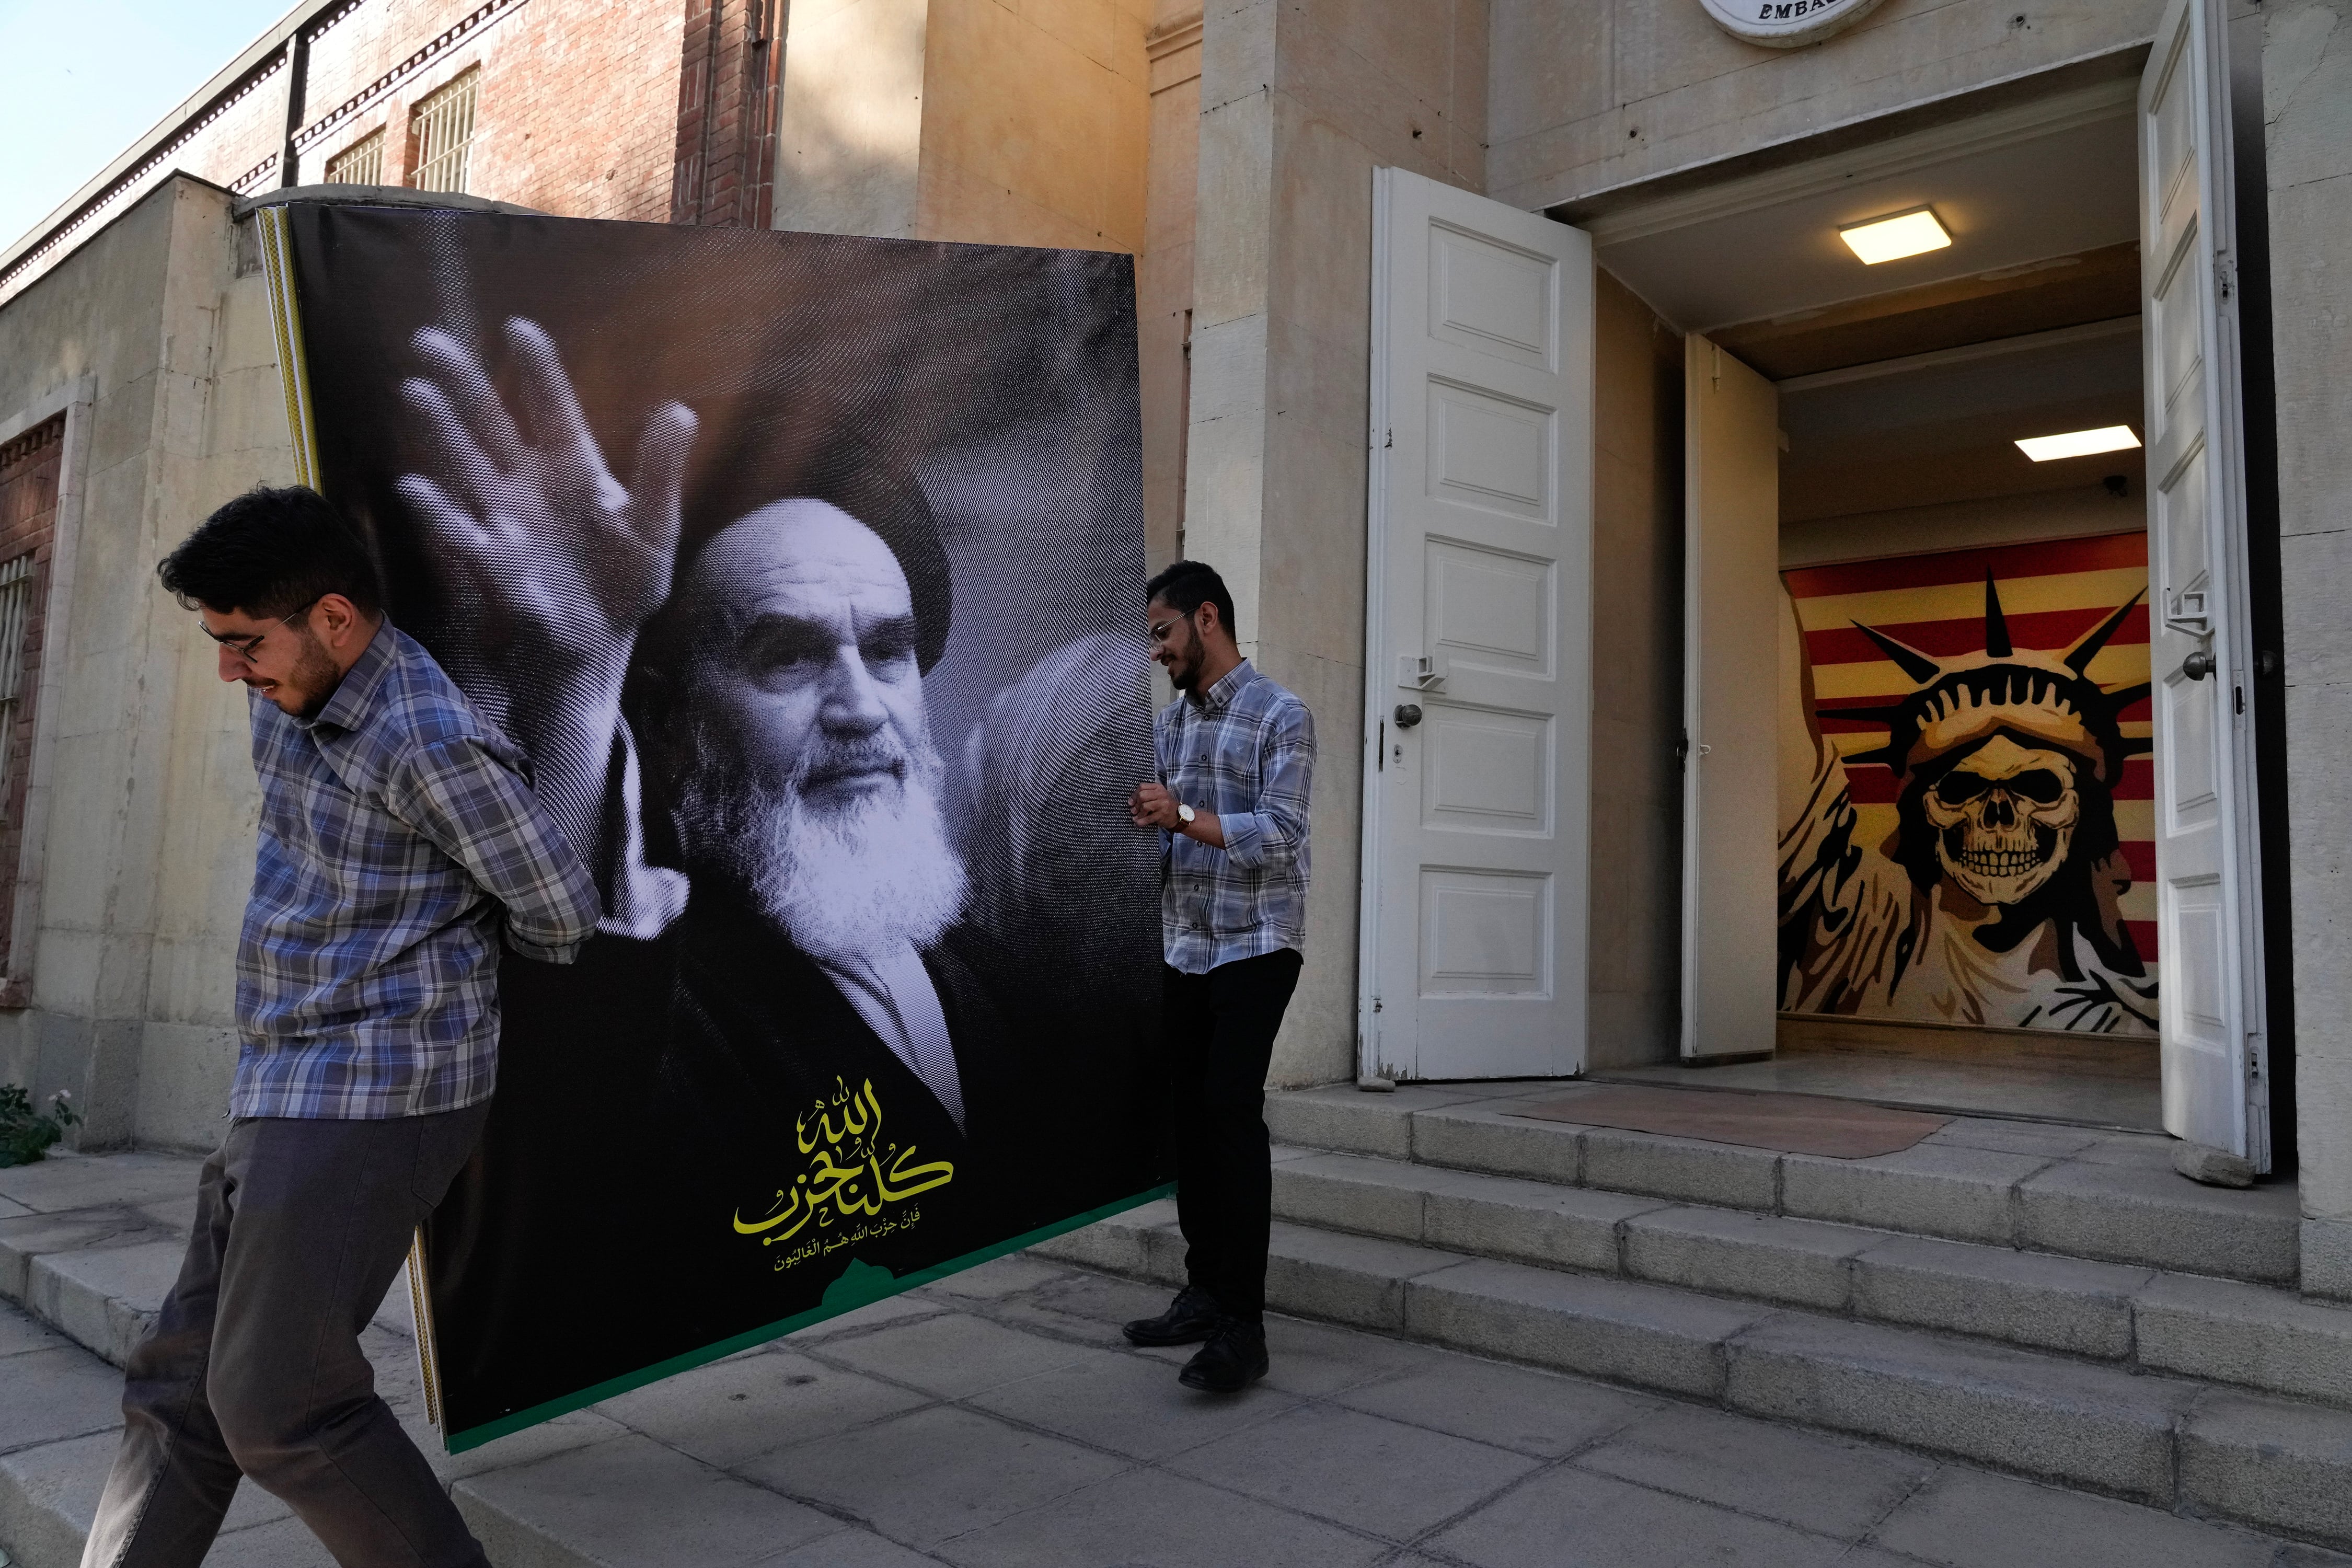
[[1361, 167, 1594, 1082], [2141, 0, 2269, 1162], [1680, 336, 1781, 1062]]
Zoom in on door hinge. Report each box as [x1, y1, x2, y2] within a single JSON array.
[[2216, 255, 2236, 303], [1383, 428, 1394, 448], [1371, 996, 1383, 1013]]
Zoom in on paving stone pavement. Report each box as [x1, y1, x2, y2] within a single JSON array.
[[5, 1247, 2350, 1567]]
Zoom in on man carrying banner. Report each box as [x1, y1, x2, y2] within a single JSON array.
[[1125, 560, 1316, 1392], [82, 487, 599, 1568]]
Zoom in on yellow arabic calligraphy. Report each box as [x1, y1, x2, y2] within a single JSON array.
[[732, 1078, 954, 1259]]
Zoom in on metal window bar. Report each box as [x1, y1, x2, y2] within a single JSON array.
[[0, 555, 36, 812], [411, 71, 478, 194], [325, 132, 385, 187]]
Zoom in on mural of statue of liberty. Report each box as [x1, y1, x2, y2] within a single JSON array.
[[1778, 570, 2158, 1035]]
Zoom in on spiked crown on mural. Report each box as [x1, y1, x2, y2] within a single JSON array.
[[1837, 573, 2150, 786]]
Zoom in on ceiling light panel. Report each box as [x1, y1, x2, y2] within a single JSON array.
[[2014, 425, 2142, 462], [1838, 208, 1952, 264]]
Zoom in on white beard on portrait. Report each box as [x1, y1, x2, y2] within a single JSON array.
[[671, 722, 969, 965]]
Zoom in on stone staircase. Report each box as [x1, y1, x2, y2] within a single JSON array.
[[1031, 1080, 2352, 1552], [10, 1091, 2352, 1560]]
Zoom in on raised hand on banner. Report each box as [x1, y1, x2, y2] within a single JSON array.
[[397, 317, 697, 900]]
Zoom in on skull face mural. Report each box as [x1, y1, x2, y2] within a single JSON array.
[[1839, 577, 2144, 927], [1922, 734, 2082, 906], [1778, 563, 2158, 1035]]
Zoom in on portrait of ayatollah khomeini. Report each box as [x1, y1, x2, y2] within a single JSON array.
[[393, 316, 1143, 1373]]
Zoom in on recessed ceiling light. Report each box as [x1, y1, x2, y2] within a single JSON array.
[[2015, 425, 2143, 463], [1838, 207, 1952, 264]]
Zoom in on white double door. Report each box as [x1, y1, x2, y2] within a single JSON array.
[[1357, 168, 1594, 1083]]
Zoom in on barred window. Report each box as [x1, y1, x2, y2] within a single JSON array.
[[326, 131, 385, 187], [0, 554, 34, 809], [411, 69, 479, 194]]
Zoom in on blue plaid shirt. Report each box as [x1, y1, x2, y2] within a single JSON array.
[[1155, 659, 1315, 973], [232, 623, 598, 1120]]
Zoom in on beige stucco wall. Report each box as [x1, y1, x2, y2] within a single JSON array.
[[2263, 0, 2352, 1298], [0, 177, 291, 1151], [915, 0, 1153, 251], [775, 0, 1154, 253], [1187, 0, 1488, 1087], [774, 0, 933, 238], [1486, 0, 2170, 213]]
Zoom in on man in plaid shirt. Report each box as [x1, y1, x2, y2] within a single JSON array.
[[83, 488, 597, 1568], [1124, 559, 1315, 1393]]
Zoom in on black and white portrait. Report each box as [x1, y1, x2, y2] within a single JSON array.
[[281, 203, 1167, 1442]]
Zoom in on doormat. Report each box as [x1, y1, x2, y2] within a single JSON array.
[[1511, 1085, 1950, 1159]]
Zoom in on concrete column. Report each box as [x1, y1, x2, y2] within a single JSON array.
[[2263, 0, 2352, 1299], [0, 180, 288, 1150], [1185, 0, 1488, 1086]]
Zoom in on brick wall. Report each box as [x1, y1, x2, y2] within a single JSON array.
[[670, 0, 783, 225], [0, 417, 63, 974], [298, 0, 691, 223]]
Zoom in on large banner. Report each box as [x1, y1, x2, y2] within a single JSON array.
[[262, 204, 1170, 1447], [1778, 532, 2157, 1035]]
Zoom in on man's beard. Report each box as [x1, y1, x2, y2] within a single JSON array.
[[674, 725, 967, 962], [264, 629, 345, 720]]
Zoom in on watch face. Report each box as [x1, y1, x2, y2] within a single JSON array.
[[1177, 803, 1195, 823]]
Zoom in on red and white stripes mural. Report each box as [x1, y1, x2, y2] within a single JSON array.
[[1779, 532, 2157, 1035]]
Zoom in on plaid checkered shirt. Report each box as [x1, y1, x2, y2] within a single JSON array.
[[1154, 659, 1316, 974], [232, 623, 598, 1120]]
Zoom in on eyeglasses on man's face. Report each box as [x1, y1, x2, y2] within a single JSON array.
[[200, 597, 321, 663]]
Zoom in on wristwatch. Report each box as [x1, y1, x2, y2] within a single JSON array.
[[1175, 802, 1196, 825]]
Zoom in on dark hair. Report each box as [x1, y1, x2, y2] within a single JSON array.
[[1145, 559, 1236, 640], [158, 487, 382, 619]]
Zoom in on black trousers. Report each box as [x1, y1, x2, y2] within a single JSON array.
[[82, 1104, 493, 1568], [1165, 948, 1304, 1323]]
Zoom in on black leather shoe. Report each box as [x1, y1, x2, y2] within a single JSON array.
[[1178, 1319, 1269, 1393], [1123, 1285, 1225, 1346]]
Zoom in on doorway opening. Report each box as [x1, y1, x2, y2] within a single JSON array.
[[1558, 43, 2274, 1142]]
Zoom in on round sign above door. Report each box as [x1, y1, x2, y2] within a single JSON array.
[[1699, 0, 1892, 48]]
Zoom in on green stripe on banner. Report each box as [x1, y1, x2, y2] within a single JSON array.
[[441, 1181, 1177, 1452]]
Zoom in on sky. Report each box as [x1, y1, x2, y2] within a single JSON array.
[[0, 0, 296, 252]]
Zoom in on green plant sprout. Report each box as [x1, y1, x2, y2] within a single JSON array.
[[0, 1083, 80, 1167]]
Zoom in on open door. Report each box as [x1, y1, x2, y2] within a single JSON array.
[[2140, 0, 2270, 1164], [1359, 167, 1594, 1082], [1680, 337, 1780, 1062]]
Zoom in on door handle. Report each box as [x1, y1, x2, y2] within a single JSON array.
[[1393, 703, 1423, 729], [2165, 589, 2212, 639], [2182, 651, 2217, 681], [1398, 651, 1450, 691]]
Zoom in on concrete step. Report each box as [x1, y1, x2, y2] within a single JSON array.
[[0, 1152, 412, 1374], [1265, 1083, 2306, 1286], [1266, 1145, 2352, 1411], [9, 1150, 2351, 1564], [1030, 1198, 2352, 1551]]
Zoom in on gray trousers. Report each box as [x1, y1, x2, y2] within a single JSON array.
[[80, 1105, 493, 1568]]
